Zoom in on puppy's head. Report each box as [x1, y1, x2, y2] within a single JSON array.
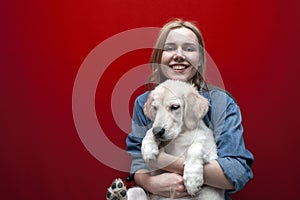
[[144, 80, 209, 140]]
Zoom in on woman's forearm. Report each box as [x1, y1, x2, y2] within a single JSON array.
[[204, 160, 234, 190], [148, 152, 234, 190], [134, 169, 153, 193]]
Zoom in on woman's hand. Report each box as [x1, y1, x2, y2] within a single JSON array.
[[135, 170, 190, 198]]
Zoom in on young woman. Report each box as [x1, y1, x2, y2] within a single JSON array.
[[125, 19, 254, 199]]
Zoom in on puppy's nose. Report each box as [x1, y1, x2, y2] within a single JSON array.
[[153, 127, 165, 138]]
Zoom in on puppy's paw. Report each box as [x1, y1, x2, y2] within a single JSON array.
[[106, 178, 127, 200], [183, 166, 204, 196], [184, 173, 203, 195], [141, 134, 159, 163], [142, 144, 159, 163]]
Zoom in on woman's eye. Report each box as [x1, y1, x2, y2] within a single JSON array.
[[164, 46, 176, 51], [185, 46, 196, 52], [170, 104, 180, 111]]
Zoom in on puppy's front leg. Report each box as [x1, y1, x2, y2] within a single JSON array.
[[183, 142, 204, 196], [141, 128, 160, 163]]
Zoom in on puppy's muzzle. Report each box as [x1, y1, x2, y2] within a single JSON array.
[[153, 127, 165, 138]]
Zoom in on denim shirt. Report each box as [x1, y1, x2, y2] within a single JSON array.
[[126, 86, 254, 199]]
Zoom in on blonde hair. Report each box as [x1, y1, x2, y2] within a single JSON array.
[[147, 19, 206, 90]]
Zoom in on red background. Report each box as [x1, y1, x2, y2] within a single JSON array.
[[1, 0, 300, 199]]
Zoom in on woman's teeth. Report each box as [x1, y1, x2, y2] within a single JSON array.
[[172, 65, 187, 70]]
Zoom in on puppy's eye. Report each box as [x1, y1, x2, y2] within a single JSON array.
[[170, 104, 180, 111]]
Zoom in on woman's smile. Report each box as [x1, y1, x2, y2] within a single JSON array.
[[170, 64, 189, 71]]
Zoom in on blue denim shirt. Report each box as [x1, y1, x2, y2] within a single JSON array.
[[126, 86, 254, 199]]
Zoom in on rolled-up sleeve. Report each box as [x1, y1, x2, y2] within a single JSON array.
[[209, 90, 254, 193]]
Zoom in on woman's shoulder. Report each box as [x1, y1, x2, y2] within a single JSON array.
[[204, 85, 242, 128], [135, 90, 150, 107], [205, 85, 238, 107]]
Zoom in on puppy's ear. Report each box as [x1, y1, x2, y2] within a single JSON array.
[[184, 91, 209, 129], [144, 92, 154, 121]]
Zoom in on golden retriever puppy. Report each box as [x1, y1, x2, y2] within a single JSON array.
[[141, 80, 224, 200]]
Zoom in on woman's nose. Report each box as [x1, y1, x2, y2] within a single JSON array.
[[173, 49, 186, 61]]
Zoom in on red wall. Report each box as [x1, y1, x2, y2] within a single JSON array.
[[1, 0, 299, 199]]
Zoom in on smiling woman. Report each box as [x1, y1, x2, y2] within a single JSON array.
[[147, 20, 206, 90], [112, 19, 254, 200]]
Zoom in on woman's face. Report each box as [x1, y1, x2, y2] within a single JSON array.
[[160, 27, 202, 82]]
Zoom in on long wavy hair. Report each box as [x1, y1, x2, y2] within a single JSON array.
[[147, 19, 206, 90]]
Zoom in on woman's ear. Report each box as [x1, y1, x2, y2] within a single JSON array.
[[144, 92, 154, 121], [184, 91, 209, 129]]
